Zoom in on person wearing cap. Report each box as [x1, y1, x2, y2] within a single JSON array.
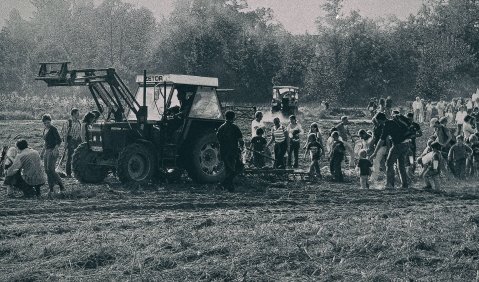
[[335, 116, 355, 167], [217, 111, 244, 192], [369, 112, 409, 189]]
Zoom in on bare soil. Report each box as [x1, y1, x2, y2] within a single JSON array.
[[1, 114, 478, 281]]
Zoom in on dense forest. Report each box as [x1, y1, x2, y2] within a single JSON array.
[[1, 0, 479, 106]]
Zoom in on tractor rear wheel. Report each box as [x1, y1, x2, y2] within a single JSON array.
[[72, 143, 109, 183], [117, 143, 156, 184], [186, 132, 225, 183]]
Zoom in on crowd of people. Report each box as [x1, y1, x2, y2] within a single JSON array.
[[218, 93, 479, 191], [4, 95, 479, 196], [2, 109, 101, 198]]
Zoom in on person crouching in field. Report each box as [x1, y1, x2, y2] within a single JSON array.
[[41, 114, 65, 196], [6, 140, 46, 198], [304, 133, 323, 179], [419, 141, 442, 191], [250, 128, 267, 168], [330, 131, 346, 182], [357, 149, 372, 189], [448, 135, 472, 179]]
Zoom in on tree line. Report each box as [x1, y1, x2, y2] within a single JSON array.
[[0, 0, 479, 106]]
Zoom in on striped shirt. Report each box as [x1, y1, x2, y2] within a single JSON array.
[[6, 148, 46, 186], [61, 119, 82, 141], [271, 125, 286, 143]]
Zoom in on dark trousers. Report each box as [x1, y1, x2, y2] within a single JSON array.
[[288, 141, 300, 168], [274, 141, 287, 169], [386, 143, 408, 188], [221, 152, 241, 190], [309, 159, 321, 176], [330, 156, 343, 181], [44, 149, 64, 191], [11, 172, 42, 197], [66, 138, 81, 176], [454, 158, 466, 179]]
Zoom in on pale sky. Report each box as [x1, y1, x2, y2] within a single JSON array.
[[0, 0, 424, 34]]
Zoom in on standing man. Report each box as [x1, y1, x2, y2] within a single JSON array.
[[61, 108, 82, 178], [335, 116, 355, 167], [412, 97, 423, 123], [370, 112, 409, 189], [287, 115, 303, 168], [217, 111, 244, 192], [406, 112, 422, 178], [267, 117, 288, 169], [437, 99, 445, 118]]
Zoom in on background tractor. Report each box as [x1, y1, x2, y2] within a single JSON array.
[[271, 86, 299, 115], [36, 62, 226, 184]]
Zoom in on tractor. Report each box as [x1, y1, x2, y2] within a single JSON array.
[[271, 86, 299, 115], [36, 62, 225, 184]]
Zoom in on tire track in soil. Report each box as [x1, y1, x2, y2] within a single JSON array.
[[1, 185, 477, 219]]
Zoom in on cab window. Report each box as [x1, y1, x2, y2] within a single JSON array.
[[188, 87, 223, 119]]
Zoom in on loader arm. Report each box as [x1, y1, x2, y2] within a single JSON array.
[[35, 62, 141, 122]]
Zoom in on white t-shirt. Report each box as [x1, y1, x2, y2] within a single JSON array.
[[412, 101, 423, 111], [287, 123, 303, 139], [251, 119, 265, 137], [456, 111, 467, 124]]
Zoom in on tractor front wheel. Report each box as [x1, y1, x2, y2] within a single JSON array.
[[186, 133, 225, 183], [72, 143, 109, 183], [117, 143, 156, 184]]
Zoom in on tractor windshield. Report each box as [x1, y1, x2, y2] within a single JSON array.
[[127, 86, 173, 121]]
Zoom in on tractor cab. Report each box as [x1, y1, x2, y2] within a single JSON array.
[[127, 74, 223, 122], [271, 86, 299, 115]]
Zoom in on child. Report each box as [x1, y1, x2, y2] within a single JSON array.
[[304, 133, 323, 179], [448, 135, 473, 179], [357, 149, 372, 189], [420, 141, 442, 191], [330, 131, 346, 182], [250, 128, 267, 168], [306, 122, 323, 148]]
